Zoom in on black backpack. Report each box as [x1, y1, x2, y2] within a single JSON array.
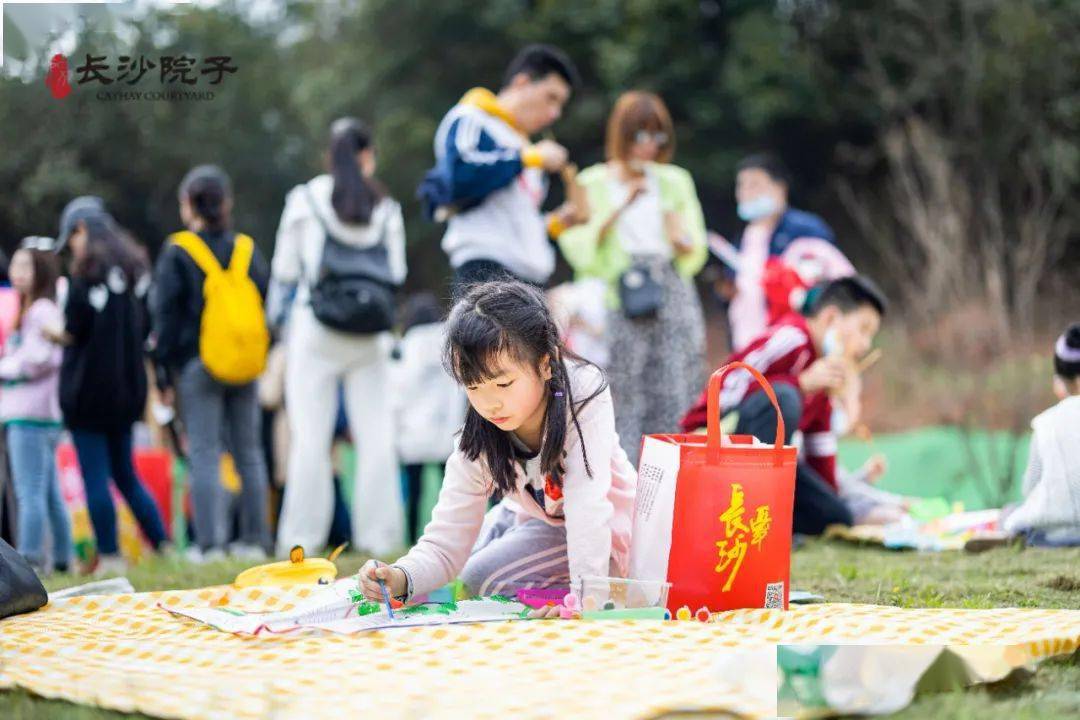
[[304, 186, 397, 334]]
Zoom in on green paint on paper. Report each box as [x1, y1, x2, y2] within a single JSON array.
[[356, 601, 382, 617]]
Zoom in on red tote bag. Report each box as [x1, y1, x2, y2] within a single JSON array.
[[629, 361, 798, 613]]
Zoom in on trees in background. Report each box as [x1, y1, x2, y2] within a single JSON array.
[[2, 0, 1076, 319]]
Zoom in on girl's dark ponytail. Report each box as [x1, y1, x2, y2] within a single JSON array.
[[329, 117, 379, 225]]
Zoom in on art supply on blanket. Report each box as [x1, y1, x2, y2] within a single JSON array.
[[516, 587, 571, 609], [374, 560, 395, 620], [581, 607, 670, 621], [165, 578, 528, 635], [232, 544, 342, 588], [576, 575, 671, 611], [411, 578, 467, 604]]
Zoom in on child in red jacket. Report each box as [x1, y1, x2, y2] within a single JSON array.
[[681, 275, 887, 535]]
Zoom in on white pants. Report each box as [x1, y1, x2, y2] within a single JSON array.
[[276, 307, 404, 556]]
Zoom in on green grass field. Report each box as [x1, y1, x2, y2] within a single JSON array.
[[2, 541, 1078, 719]]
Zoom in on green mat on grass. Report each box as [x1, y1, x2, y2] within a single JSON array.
[[838, 426, 1028, 510]]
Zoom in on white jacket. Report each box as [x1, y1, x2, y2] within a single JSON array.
[[1004, 395, 1080, 537], [271, 174, 407, 303], [391, 322, 467, 465]]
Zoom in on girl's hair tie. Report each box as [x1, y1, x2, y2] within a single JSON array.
[[1056, 333, 1080, 363], [554, 391, 564, 398]]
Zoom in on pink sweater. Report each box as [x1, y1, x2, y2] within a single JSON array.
[[395, 362, 637, 597], [0, 299, 63, 424]]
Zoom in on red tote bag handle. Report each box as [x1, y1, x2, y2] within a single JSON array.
[[706, 361, 787, 465]]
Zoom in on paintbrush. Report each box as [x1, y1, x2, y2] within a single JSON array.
[[374, 560, 396, 620]]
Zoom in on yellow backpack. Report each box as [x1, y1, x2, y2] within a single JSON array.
[[169, 231, 269, 385]]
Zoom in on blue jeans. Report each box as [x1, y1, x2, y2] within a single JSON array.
[[71, 428, 168, 556], [7, 423, 72, 570]]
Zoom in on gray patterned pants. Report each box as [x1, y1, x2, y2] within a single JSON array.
[[608, 257, 706, 466]]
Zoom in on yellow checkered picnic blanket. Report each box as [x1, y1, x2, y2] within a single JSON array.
[[1, 585, 1078, 719]]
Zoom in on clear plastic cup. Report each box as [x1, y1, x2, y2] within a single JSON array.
[[577, 575, 671, 610]]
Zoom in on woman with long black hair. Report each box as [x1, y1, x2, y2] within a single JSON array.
[[270, 117, 407, 557]]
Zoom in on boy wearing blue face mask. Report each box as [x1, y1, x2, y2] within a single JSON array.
[[728, 154, 837, 350], [681, 276, 887, 535]]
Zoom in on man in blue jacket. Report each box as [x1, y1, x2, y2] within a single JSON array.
[[419, 45, 582, 293]]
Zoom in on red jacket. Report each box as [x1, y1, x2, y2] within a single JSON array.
[[680, 313, 837, 488]]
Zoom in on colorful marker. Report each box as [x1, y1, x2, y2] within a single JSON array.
[[374, 560, 395, 620]]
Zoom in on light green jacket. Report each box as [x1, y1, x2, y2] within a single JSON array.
[[558, 162, 709, 308]]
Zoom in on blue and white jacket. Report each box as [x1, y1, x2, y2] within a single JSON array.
[[424, 87, 555, 284]]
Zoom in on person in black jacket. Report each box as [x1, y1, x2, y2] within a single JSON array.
[[59, 209, 168, 576], [152, 165, 272, 561]]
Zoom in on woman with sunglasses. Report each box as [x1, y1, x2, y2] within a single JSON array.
[[558, 91, 708, 465]]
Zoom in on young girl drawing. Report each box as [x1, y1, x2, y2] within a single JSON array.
[[357, 281, 636, 609]]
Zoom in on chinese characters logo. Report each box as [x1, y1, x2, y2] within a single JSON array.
[[46, 53, 237, 101], [75, 53, 236, 85], [714, 483, 772, 592], [45, 54, 73, 99]]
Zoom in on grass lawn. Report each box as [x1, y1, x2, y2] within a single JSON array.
[[2, 541, 1078, 719]]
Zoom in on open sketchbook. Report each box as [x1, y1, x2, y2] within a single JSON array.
[[163, 579, 528, 635]]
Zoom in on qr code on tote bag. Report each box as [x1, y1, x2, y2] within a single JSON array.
[[764, 582, 785, 609]]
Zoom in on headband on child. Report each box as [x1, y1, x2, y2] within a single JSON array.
[[1055, 334, 1080, 364]]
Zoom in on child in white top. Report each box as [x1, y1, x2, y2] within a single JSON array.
[[1002, 323, 1080, 546]]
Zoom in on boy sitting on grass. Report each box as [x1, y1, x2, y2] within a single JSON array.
[[681, 275, 887, 535]]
